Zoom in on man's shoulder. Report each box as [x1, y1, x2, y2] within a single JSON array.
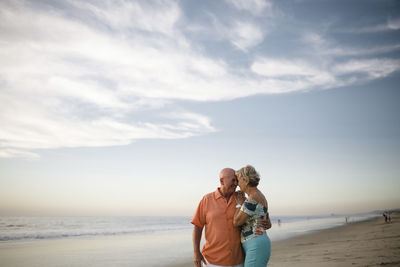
[[200, 190, 217, 202]]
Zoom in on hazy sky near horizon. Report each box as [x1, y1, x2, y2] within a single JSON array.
[[1, 0, 399, 216]]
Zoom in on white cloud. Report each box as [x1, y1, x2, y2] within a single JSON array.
[[251, 56, 400, 93], [301, 32, 400, 57], [69, 0, 181, 36], [387, 17, 400, 30], [0, 92, 213, 153], [333, 59, 400, 79], [225, 0, 271, 16], [0, 1, 399, 158], [229, 21, 265, 51], [164, 112, 216, 133], [349, 17, 400, 33], [251, 58, 337, 90], [0, 0, 220, 157], [190, 11, 268, 52], [252, 59, 319, 77], [0, 149, 40, 159]]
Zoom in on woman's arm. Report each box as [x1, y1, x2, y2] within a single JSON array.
[[233, 208, 249, 227], [233, 191, 250, 227]]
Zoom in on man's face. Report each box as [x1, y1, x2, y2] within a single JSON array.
[[221, 172, 238, 194]]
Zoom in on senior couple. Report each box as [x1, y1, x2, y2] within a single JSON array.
[[192, 165, 271, 267]]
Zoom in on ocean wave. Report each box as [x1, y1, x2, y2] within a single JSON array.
[[0, 226, 191, 241]]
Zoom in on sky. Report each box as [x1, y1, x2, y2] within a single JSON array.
[[0, 0, 399, 216]]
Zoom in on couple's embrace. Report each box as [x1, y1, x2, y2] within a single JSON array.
[[192, 165, 271, 267]]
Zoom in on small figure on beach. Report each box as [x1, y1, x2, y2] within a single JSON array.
[[233, 165, 271, 266], [191, 167, 271, 267], [278, 219, 281, 226], [382, 211, 391, 223]]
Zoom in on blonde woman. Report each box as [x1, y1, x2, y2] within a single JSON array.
[[233, 165, 271, 267]]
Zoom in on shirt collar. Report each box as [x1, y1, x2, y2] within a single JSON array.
[[214, 187, 225, 200]]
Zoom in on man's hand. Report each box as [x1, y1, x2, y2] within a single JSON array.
[[192, 226, 205, 266], [260, 212, 272, 230], [194, 250, 206, 267]]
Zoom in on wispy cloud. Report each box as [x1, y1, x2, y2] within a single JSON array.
[[69, 0, 181, 36], [251, 56, 400, 93], [225, 0, 272, 16], [333, 58, 400, 79], [302, 32, 400, 56], [0, 0, 220, 158], [229, 20, 265, 51], [0, 0, 399, 158], [345, 17, 400, 33], [193, 12, 268, 52], [0, 149, 40, 159]]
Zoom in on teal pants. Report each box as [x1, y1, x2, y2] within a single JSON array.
[[242, 233, 271, 267]]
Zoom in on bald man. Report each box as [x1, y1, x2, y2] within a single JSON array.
[[191, 168, 244, 267]]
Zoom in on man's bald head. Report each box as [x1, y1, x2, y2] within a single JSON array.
[[220, 168, 235, 179], [219, 168, 238, 198]]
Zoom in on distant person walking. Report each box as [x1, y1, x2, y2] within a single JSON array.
[[383, 212, 388, 223], [233, 165, 271, 267]]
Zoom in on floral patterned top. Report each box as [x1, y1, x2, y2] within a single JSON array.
[[239, 198, 268, 243]]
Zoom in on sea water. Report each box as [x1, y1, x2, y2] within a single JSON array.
[[268, 213, 377, 241], [0, 213, 378, 242], [0, 216, 191, 241], [0, 213, 378, 266]]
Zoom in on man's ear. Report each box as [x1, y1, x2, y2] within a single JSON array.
[[220, 178, 224, 185]]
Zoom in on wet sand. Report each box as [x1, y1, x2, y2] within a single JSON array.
[[1, 214, 398, 266], [0, 230, 192, 267], [176, 213, 400, 267]]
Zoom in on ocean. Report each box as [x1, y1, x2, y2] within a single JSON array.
[[0, 213, 377, 242], [0, 213, 378, 266]]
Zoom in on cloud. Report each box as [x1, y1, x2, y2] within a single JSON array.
[[69, 0, 181, 36], [251, 57, 400, 93], [0, 90, 214, 157], [333, 58, 400, 79], [0, 0, 399, 158], [0, 149, 40, 159], [250, 58, 337, 92], [190, 12, 267, 52], [225, 0, 271, 16], [347, 17, 400, 33], [252, 59, 321, 77], [387, 17, 400, 30], [229, 20, 265, 51], [0, 0, 220, 158], [301, 32, 400, 57]]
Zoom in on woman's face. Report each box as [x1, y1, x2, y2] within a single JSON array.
[[238, 175, 247, 191]]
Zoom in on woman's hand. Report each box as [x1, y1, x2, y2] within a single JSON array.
[[234, 191, 246, 205]]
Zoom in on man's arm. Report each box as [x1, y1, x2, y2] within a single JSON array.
[[192, 225, 206, 267], [262, 212, 272, 230]]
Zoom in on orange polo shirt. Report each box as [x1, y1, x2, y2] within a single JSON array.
[[191, 188, 244, 266]]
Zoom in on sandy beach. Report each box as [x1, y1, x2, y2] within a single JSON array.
[[1, 214, 398, 266], [0, 230, 193, 267], [176, 213, 400, 267]]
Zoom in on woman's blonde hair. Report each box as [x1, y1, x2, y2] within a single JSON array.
[[236, 165, 260, 187]]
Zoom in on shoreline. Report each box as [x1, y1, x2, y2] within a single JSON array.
[[1, 214, 398, 266], [174, 213, 400, 267]]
